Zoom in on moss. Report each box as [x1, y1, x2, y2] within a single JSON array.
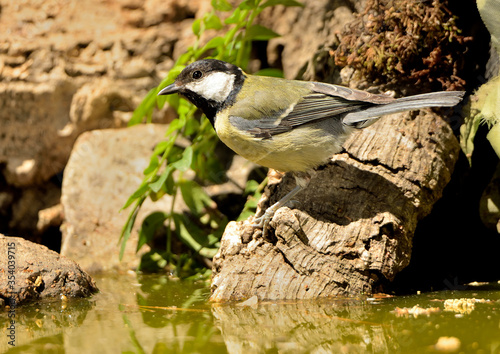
[[334, 0, 470, 92]]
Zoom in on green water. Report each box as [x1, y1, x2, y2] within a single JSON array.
[[1, 274, 499, 353]]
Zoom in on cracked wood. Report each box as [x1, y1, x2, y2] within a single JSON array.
[[211, 110, 460, 301]]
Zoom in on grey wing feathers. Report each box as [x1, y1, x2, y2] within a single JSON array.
[[283, 93, 368, 125], [229, 115, 292, 139], [230, 91, 370, 139], [342, 91, 465, 125], [311, 82, 396, 104], [230, 78, 465, 139]]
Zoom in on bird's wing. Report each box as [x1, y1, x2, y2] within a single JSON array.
[[310, 82, 396, 104], [229, 81, 394, 139], [229, 93, 365, 139]]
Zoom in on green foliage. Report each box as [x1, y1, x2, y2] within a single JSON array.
[[119, 0, 303, 275], [461, 0, 500, 163], [460, 75, 500, 163], [460, 0, 500, 234], [237, 178, 267, 221]]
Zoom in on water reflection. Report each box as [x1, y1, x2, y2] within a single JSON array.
[[212, 299, 396, 353], [1, 274, 499, 353], [1, 297, 95, 352]]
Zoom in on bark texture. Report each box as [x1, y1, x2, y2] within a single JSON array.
[[211, 110, 460, 301]]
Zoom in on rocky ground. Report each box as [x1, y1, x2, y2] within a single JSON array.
[[0, 0, 355, 271], [0, 0, 207, 244], [0, 234, 98, 304]]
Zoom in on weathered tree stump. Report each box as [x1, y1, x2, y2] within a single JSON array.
[[210, 109, 460, 301]]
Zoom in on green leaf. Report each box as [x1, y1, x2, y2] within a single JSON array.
[[192, 19, 202, 37], [123, 0, 289, 269], [153, 140, 171, 156], [244, 24, 280, 41], [477, 0, 500, 57], [166, 118, 185, 136], [172, 213, 220, 258], [254, 68, 285, 78], [172, 146, 193, 172], [137, 212, 168, 252], [237, 210, 255, 221], [184, 116, 201, 136], [179, 181, 202, 215], [460, 75, 500, 164], [179, 180, 213, 215], [201, 36, 225, 52], [239, 0, 258, 10], [143, 155, 159, 175], [149, 166, 174, 193], [224, 7, 244, 24], [203, 12, 223, 30], [211, 0, 233, 11], [119, 200, 143, 260], [122, 183, 149, 210], [261, 0, 304, 8], [460, 111, 482, 164], [165, 144, 184, 165], [244, 179, 260, 194], [164, 171, 175, 195], [129, 88, 157, 126]]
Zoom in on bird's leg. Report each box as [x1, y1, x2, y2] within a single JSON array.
[[253, 172, 311, 236]]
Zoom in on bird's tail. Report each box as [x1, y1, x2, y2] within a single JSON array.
[[343, 91, 465, 127]]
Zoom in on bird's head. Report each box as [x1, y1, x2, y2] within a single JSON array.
[[158, 59, 245, 123]]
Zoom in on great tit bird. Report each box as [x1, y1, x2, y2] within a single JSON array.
[[158, 59, 464, 234]]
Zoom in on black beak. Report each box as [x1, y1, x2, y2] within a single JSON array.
[[158, 83, 180, 96]]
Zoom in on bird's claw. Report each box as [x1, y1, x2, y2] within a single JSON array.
[[252, 203, 280, 238]]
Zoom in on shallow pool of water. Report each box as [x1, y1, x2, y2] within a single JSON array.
[[1, 274, 499, 353]]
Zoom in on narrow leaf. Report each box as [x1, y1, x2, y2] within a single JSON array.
[[224, 7, 244, 24], [143, 155, 159, 175], [244, 25, 280, 41], [119, 200, 142, 260], [172, 213, 220, 258], [149, 166, 173, 193], [239, 0, 258, 10], [129, 88, 157, 126], [172, 146, 193, 172], [166, 118, 185, 136], [203, 12, 223, 30], [121, 183, 149, 210], [211, 0, 233, 11], [137, 212, 168, 252], [201, 36, 225, 52], [261, 0, 304, 8], [254, 68, 285, 78], [192, 19, 202, 37], [153, 140, 171, 156]]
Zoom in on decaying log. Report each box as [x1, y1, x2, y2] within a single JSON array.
[[210, 109, 460, 301]]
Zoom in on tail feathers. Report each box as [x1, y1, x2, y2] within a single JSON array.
[[343, 91, 465, 127]]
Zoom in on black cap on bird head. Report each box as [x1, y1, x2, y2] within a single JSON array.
[[158, 59, 245, 124]]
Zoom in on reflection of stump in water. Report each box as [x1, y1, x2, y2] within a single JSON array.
[[212, 300, 395, 352], [211, 111, 460, 301]]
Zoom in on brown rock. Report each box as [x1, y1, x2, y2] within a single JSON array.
[[0, 79, 77, 187], [37, 203, 65, 234], [60, 124, 172, 273], [68, 78, 134, 128], [259, 0, 358, 79], [0, 234, 98, 305], [8, 182, 61, 237], [0, 0, 206, 240]]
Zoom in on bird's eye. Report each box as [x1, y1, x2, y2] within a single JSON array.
[[192, 70, 203, 79]]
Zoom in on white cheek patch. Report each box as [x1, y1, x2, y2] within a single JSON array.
[[185, 72, 235, 102]]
